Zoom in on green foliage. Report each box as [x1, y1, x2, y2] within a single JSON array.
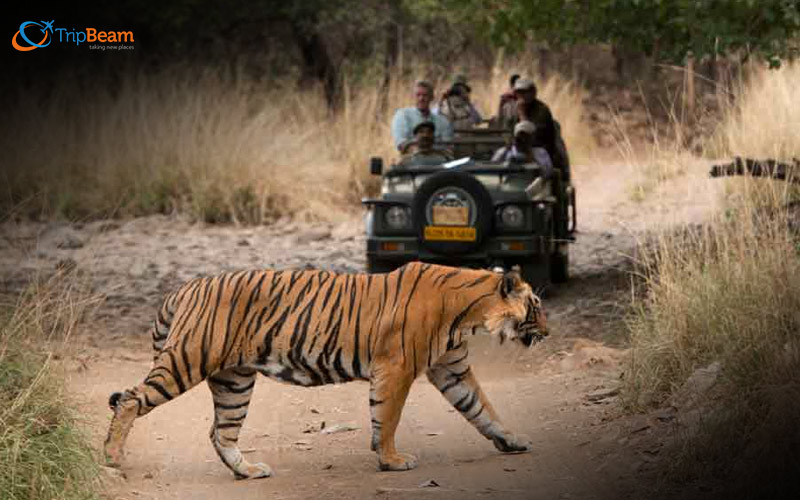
[[0, 352, 98, 500], [230, 185, 260, 225], [457, 0, 800, 66], [114, 0, 401, 59], [0, 276, 102, 500]]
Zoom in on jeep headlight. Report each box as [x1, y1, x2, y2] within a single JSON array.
[[500, 205, 524, 228], [384, 206, 411, 229]]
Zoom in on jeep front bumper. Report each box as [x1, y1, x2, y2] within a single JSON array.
[[366, 234, 555, 263]]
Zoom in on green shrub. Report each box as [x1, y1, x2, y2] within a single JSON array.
[[0, 273, 102, 500]]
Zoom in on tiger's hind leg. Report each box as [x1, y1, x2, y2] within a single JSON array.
[[207, 368, 272, 479], [105, 349, 200, 466], [426, 342, 531, 453]]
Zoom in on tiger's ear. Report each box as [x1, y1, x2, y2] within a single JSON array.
[[500, 269, 524, 299]]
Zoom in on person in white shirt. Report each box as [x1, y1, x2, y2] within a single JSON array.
[[391, 80, 454, 152]]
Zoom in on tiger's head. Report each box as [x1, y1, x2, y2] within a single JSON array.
[[484, 270, 548, 347]]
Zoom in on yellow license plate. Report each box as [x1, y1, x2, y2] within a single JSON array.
[[432, 206, 469, 225], [424, 226, 476, 242]]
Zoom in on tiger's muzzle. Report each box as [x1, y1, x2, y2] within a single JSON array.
[[519, 322, 548, 347], [518, 305, 548, 347]]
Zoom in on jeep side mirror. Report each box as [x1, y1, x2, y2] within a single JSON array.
[[370, 157, 383, 176]]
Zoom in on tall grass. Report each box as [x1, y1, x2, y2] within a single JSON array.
[[1, 59, 594, 223], [625, 190, 799, 406], [624, 62, 800, 497], [709, 62, 800, 162], [0, 270, 103, 500], [606, 81, 699, 202]]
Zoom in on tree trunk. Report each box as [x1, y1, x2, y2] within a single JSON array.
[[685, 54, 695, 116], [648, 38, 661, 79], [381, 0, 403, 114], [291, 20, 339, 111], [537, 46, 550, 80]]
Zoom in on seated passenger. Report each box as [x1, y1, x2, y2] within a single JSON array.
[[436, 75, 482, 130], [391, 80, 454, 153], [500, 77, 568, 176], [398, 121, 454, 167], [492, 121, 553, 174], [495, 73, 520, 126]]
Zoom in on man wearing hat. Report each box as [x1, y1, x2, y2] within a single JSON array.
[[398, 120, 454, 167], [436, 74, 483, 130], [492, 120, 553, 174], [495, 73, 521, 125], [391, 80, 454, 152], [499, 77, 568, 179]]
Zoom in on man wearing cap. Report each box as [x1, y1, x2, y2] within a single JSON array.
[[398, 120, 454, 167], [492, 120, 553, 174], [436, 75, 483, 129], [495, 73, 520, 126], [500, 77, 569, 180], [391, 80, 454, 153]]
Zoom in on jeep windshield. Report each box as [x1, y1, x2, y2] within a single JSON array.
[[381, 160, 549, 196], [384, 159, 547, 177]]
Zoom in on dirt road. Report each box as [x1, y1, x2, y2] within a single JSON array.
[[0, 160, 721, 499]]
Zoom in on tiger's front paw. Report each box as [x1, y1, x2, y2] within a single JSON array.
[[233, 462, 273, 480], [378, 452, 418, 471], [492, 433, 532, 453]]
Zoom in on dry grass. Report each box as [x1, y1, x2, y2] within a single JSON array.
[[625, 188, 799, 406], [1, 58, 595, 223], [605, 84, 697, 202], [625, 185, 800, 496], [709, 62, 800, 162], [0, 269, 104, 500], [623, 63, 800, 497]]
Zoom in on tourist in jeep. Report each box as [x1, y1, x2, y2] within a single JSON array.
[[391, 80, 454, 153], [492, 121, 553, 174], [495, 73, 520, 125], [499, 77, 569, 180], [437, 75, 483, 130], [398, 121, 454, 167], [503, 78, 556, 149]]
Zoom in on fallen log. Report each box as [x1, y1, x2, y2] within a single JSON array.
[[709, 157, 799, 183]]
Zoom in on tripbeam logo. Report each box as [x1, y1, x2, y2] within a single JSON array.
[[12, 20, 54, 51], [12, 20, 135, 52]]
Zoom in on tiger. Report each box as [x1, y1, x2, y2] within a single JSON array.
[[104, 261, 548, 479]]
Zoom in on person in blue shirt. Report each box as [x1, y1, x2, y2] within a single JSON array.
[[391, 80, 454, 152]]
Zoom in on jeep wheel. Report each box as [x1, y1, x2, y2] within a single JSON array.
[[413, 170, 494, 255], [366, 257, 399, 274], [509, 255, 551, 293], [550, 250, 569, 283]]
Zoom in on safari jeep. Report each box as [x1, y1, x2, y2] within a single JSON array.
[[362, 128, 576, 289]]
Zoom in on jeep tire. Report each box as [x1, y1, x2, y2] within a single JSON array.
[[413, 170, 494, 255], [366, 257, 399, 274], [550, 249, 569, 283], [509, 255, 551, 293]]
